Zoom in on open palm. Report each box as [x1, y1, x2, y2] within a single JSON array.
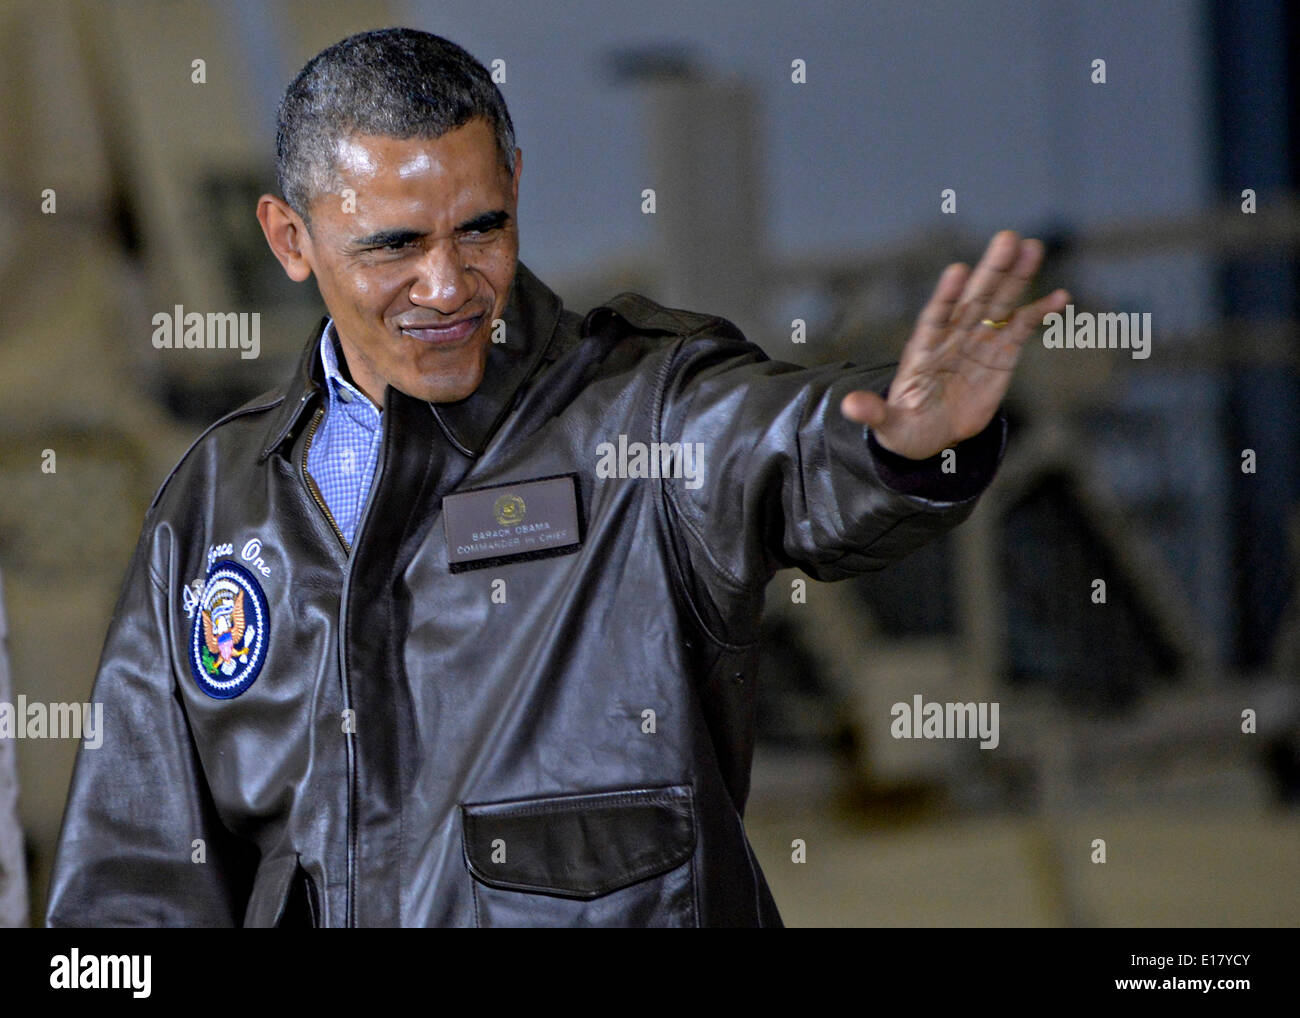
[[841, 230, 1070, 459]]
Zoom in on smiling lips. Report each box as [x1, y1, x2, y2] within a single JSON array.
[[399, 313, 484, 345]]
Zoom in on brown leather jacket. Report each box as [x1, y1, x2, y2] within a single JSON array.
[[46, 261, 1004, 926]]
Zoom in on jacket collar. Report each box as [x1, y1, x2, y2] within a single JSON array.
[[259, 260, 564, 461]]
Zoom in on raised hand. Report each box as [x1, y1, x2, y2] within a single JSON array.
[[840, 230, 1070, 459]]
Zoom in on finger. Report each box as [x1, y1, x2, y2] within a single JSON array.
[[1000, 287, 1071, 346], [981, 238, 1045, 326], [910, 262, 970, 352], [936, 286, 1071, 373], [952, 230, 1022, 329], [840, 388, 889, 427]]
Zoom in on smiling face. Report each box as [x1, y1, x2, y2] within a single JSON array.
[[263, 118, 522, 406]]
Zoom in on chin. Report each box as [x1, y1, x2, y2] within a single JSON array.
[[402, 346, 488, 403], [402, 368, 484, 404], [426, 383, 480, 403]]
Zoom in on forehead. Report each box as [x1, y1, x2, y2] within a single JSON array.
[[321, 120, 509, 223]]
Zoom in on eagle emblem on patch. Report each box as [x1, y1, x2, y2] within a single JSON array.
[[188, 561, 268, 699]]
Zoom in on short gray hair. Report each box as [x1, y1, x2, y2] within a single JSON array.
[[276, 27, 517, 225]]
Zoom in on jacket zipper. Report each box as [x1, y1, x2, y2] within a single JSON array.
[[300, 405, 349, 554], [335, 401, 390, 928], [300, 399, 377, 927]]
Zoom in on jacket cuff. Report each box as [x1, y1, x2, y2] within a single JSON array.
[[865, 412, 1007, 502]]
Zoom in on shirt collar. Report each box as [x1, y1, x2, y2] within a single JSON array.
[[319, 320, 381, 418]]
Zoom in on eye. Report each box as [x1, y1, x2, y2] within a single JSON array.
[[460, 222, 503, 240]]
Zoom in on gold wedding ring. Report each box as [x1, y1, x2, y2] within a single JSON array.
[[980, 318, 1011, 329]]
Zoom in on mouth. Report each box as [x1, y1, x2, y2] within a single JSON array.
[[398, 313, 484, 346]]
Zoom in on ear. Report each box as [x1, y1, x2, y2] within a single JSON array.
[[257, 194, 314, 283], [510, 147, 522, 204]]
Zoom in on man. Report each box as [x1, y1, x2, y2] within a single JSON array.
[[46, 28, 1068, 927]]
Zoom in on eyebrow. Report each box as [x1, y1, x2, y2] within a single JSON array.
[[351, 210, 510, 248], [351, 228, 423, 248]]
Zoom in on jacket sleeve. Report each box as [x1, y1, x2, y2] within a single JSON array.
[[656, 324, 1005, 629], [45, 511, 256, 927]]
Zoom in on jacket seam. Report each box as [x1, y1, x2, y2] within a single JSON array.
[[687, 778, 700, 926], [652, 332, 761, 652], [147, 396, 288, 514], [463, 786, 690, 817], [661, 481, 750, 592], [657, 330, 762, 594], [146, 546, 168, 595], [690, 850, 701, 927]]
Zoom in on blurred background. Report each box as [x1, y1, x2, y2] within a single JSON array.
[[1, 0, 1297, 927]]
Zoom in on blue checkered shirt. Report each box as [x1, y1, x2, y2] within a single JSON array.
[[306, 321, 383, 546]]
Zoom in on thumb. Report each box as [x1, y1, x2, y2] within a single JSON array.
[[840, 389, 888, 428]]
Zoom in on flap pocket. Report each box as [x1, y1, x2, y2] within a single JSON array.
[[461, 784, 696, 899]]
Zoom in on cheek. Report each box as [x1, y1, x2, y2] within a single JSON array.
[[480, 241, 518, 291], [347, 270, 394, 302], [316, 263, 366, 305], [332, 268, 401, 318]]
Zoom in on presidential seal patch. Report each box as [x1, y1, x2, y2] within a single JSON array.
[[188, 560, 268, 699]]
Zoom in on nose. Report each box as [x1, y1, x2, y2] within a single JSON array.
[[407, 240, 473, 313]]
